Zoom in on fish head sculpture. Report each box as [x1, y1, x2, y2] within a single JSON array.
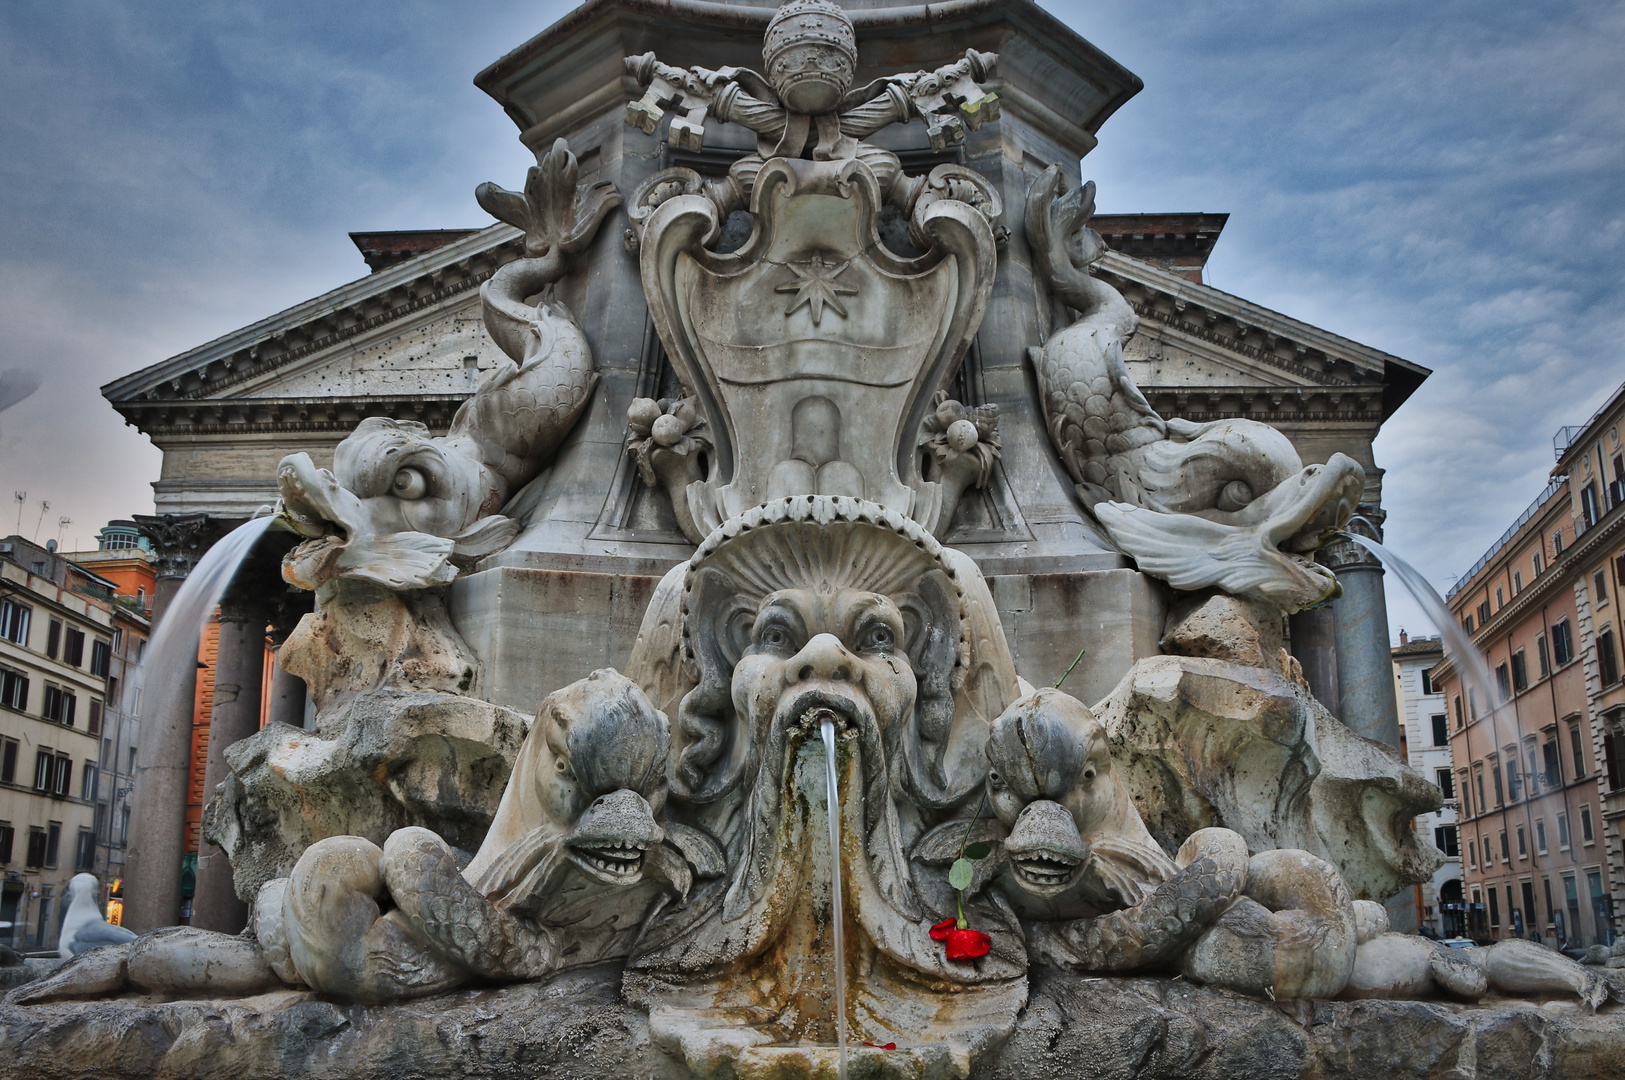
[[987, 689, 1175, 916], [533, 669, 670, 887]]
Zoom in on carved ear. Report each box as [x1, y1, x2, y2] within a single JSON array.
[[672, 568, 754, 802], [898, 571, 970, 810]]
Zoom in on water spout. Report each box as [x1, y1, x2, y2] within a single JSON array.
[[131, 516, 276, 721], [820, 717, 848, 1080], [1344, 532, 1499, 746]]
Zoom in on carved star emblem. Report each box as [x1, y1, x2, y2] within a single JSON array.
[[775, 257, 858, 326]]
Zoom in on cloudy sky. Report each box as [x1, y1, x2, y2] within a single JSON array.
[[1, 1, 1621, 641]]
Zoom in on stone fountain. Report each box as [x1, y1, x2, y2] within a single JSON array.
[[5, 2, 1623, 1078]]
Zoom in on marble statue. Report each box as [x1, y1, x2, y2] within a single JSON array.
[[1025, 166, 1364, 612], [274, 138, 619, 711], [16, 4, 1622, 1080]]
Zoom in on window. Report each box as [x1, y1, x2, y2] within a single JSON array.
[[100, 738, 110, 770], [1496, 586, 1505, 609], [1609, 732, 1625, 792], [95, 801, 108, 842], [1505, 754, 1521, 802], [118, 805, 130, 845], [1421, 668, 1436, 695], [1432, 714, 1449, 746], [1536, 819, 1548, 854], [1582, 482, 1601, 527], [1478, 600, 1492, 626], [1475, 765, 1488, 809], [1534, 550, 1545, 576], [1599, 630, 1620, 687], [110, 627, 122, 655], [1572, 722, 1589, 778], [1517, 825, 1527, 858], [80, 762, 98, 802], [24, 828, 45, 868], [1514, 569, 1523, 593], [1537, 633, 1551, 676], [1435, 825, 1459, 857], [1581, 804, 1595, 843], [1553, 529, 1565, 556], [1466, 836, 1477, 869], [33, 749, 53, 792], [1522, 881, 1538, 932], [87, 699, 101, 736], [89, 639, 110, 677], [1619, 553, 1625, 588], [1512, 650, 1528, 693], [41, 685, 76, 726], [0, 668, 26, 711], [1489, 886, 1501, 926], [74, 829, 94, 872], [1483, 835, 1493, 866], [1526, 740, 1541, 795], [0, 738, 14, 784], [1469, 688, 1479, 719], [45, 619, 61, 659], [52, 754, 71, 798], [1458, 769, 1471, 815], [43, 822, 60, 867], [1500, 830, 1511, 862], [0, 823, 10, 864], [1554, 620, 1574, 665], [1454, 695, 1465, 729], [1598, 571, 1612, 607], [1558, 813, 1571, 849], [63, 628, 84, 668], [0, 600, 29, 645], [1464, 614, 1475, 633], [1436, 768, 1455, 798], [1495, 664, 1511, 702], [128, 746, 137, 773], [1544, 739, 1562, 787]]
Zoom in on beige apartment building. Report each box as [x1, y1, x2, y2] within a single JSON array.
[[1437, 379, 1625, 948], [0, 535, 116, 950], [1552, 383, 1625, 932]]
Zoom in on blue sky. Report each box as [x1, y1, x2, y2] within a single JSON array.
[[0, 1, 1621, 642]]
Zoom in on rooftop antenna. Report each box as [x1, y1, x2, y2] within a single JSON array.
[[32, 499, 49, 544], [56, 516, 71, 549], [12, 491, 23, 536]]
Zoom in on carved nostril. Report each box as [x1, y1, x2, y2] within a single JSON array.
[[798, 665, 814, 681], [832, 666, 848, 681]]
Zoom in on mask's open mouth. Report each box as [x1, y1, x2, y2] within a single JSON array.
[[566, 838, 649, 884]]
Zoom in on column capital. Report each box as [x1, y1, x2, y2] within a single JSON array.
[[133, 513, 236, 580], [1319, 505, 1385, 573]]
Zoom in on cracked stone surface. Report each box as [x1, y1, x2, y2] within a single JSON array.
[[3, 968, 1622, 1080]]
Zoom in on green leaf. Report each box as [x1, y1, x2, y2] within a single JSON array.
[[948, 858, 974, 891], [964, 841, 992, 861]]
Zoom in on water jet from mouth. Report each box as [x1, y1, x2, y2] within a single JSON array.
[[820, 716, 849, 1080]]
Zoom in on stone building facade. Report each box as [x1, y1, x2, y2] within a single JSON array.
[[0, 536, 117, 949], [1392, 633, 1463, 935]]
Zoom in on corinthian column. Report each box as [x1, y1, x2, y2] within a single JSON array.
[[122, 513, 230, 933], [1322, 512, 1401, 750]]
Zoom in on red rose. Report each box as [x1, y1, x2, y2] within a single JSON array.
[[929, 918, 991, 961]]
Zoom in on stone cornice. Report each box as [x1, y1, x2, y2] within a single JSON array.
[[1138, 384, 1385, 426], [1097, 251, 1429, 413], [1433, 498, 1625, 685], [102, 225, 520, 407], [112, 394, 469, 438]]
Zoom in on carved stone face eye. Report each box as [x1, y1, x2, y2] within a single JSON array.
[[758, 625, 793, 652], [392, 467, 428, 499], [1081, 764, 1098, 784], [988, 768, 1005, 790], [859, 623, 894, 653]]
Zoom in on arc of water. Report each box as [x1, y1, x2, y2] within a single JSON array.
[[131, 516, 277, 723], [820, 718, 849, 1080], [1346, 531, 1543, 900]]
